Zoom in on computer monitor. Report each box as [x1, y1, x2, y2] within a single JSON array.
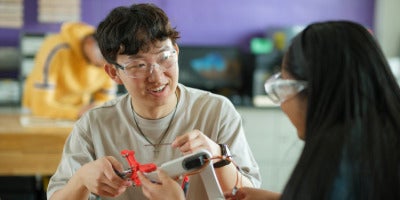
[[177, 46, 242, 96]]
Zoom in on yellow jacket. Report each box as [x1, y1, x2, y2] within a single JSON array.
[[22, 22, 116, 120]]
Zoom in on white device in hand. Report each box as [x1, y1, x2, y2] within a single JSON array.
[[144, 149, 212, 182], [145, 149, 225, 199]]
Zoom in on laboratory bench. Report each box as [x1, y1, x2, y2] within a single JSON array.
[[0, 107, 73, 199]]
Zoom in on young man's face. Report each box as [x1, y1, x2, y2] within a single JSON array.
[[112, 39, 180, 110]]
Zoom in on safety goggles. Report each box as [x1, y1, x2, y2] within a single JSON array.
[[112, 50, 177, 78], [264, 72, 307, 104]]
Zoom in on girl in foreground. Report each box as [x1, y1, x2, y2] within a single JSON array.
[[139, 20, 400, 200]]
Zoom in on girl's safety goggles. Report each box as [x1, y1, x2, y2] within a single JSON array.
[[264, 72, 307, 104]]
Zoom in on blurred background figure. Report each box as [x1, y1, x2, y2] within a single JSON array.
[[22, 22, 116, 120]]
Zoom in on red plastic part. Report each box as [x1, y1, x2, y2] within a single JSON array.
[[120, 150, 157, 186], [181, 175, 189, 189]]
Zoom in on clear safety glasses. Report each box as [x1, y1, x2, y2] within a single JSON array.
[[264, 72, 307, 104], [112, 50, 177, 78]]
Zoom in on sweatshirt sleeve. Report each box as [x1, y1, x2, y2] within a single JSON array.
[[26, 56, 81, 120]]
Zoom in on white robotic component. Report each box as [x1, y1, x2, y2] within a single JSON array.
[[117, 149, 225, 199], [145, 149, 225, 200], [144, 149, 209, 181]]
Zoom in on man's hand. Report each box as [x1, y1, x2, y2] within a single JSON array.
[[77, 156, 132, 197], [138, 169, 185, 200], [172, 129, 220, 157]]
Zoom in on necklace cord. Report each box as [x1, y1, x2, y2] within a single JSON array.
[[132, 92, 179, 149]]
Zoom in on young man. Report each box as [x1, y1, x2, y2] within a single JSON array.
[[47, 3, 260, 200], [22, 22, 116, 120]]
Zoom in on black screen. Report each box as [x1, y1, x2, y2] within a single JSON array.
[[178, 46, 242, 94]]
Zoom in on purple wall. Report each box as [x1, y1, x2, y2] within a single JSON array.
[[0, 0, 375, 48]]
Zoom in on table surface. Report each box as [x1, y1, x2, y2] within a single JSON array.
[[0, 114, 73, 175]]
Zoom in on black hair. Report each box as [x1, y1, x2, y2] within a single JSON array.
[[281, 21, 400, 199], [95, 3, 180, 63]]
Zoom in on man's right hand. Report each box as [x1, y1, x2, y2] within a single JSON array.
[[76, 156, 132, 197], [49, 156, 132, 200]]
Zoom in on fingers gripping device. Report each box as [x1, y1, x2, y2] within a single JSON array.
[[116, 149, 225, 199]]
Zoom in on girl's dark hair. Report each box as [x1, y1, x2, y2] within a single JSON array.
[[281, 21, 400, 199], [95, 3, 180, 63]]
